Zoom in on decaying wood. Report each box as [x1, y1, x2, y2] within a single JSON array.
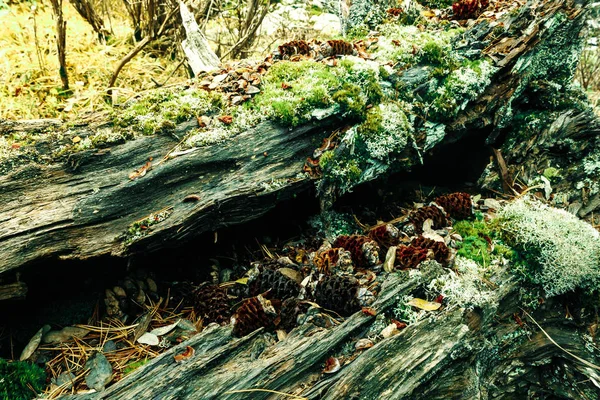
[[0, 0, 597, 288], [65, 266, 600, 399], [180, 1, 220, 75], [0, 282, 27, 301]]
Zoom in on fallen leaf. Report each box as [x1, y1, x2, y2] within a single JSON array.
[[246, 85, 260, 95], [20, 326, 46, 361], [137, 332, 159, 346], [276, 329, 288, 341], [434, 295, 444, 304], [174, 346, 195, 362], [281, 82, 292, 90], [361, 307, 377, 316], [183, 194, 201, 203], [390, 319, 407, 330], [407, 298, 442, 311], [421, 9, 436, 17], [323, 357, 341, 374], [218, 115, 233, 125], [129, 161, 152, 180], [150, 320, 181, 336], [72, 136, 81, 143], [383, 246, 396, 273], [11, 143, 21, 149], [355, 338, 374, 350], [381, 323, 400, 338], [278, 268, 303, 284]]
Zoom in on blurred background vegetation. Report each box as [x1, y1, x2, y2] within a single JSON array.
[[2, 0, 600, 121], [0, 0, 338, 120]]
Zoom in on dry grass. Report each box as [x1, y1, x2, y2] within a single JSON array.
[[39, 300, 201, 399], [0, 2, 188, 120]]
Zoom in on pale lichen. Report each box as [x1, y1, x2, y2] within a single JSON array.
[[498, 197, 600, 297]]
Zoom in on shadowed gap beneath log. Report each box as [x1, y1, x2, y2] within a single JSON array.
[[0, 131, 491, 360]]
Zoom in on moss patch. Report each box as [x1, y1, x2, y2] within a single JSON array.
[[0, 359, 46, 400]]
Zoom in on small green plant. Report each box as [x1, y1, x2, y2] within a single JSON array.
[[122, 359, 150, 375], [0, 359, 46, 400]]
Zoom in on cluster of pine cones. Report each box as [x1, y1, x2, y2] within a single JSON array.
[[104, 270, 159, 320], [193, 192, 472, 337]]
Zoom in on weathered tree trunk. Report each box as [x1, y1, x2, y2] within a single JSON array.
[[66, 265, 600, 399], [0, 0, 597, 290], [2, 1, 600, 397]]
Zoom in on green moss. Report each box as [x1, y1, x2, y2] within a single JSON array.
[[426, 59, 498, 121], [113, 88, 223, 135], [122, 359, 150, 375], [421, 0, 454, 8], [543, 167, 561, 181], [332, 84, 367, 120], [0, 359, 46, 400], [453, 219, 516, 268]]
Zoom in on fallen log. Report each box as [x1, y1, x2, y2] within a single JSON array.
[[1, 0, 597, 287]]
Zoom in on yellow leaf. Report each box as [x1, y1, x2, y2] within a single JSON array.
[[72, 136, 81, 143], [421, 10, 436, 18], [408, 298, 441, 311], [235, 277, 248, 285]]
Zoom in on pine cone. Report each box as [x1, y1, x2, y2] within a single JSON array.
[[193, 285, 231, 324], [278, 40, 311, 58], [313, 247, 354, 275], [452, 0, 489, 19], [435, 192, 473, 220], [411, 236, 449, 265], [232, 295, 279, 337], [395, 245, 429, 269], [333, 235, 380, 267], [249, 268, 300, 300], [279, 297, 309, 331], [408, 205, 449, 233], [313, 275, 361, 316], [321, 40, 355, 57], [368, 224, 400, 249]]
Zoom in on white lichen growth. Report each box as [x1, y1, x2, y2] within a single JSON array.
[[427, 256, 496, 308], [499, 197, 600, 297], [362, 102, 413, 160]]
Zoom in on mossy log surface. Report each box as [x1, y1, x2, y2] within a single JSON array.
[[65, 267, 600, 400], [0, 0, 597, 286]]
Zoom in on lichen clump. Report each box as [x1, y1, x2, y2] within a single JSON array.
[[498, 198, 600, 297]]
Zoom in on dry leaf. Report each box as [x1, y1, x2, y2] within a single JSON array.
[[390, 319, 407, 330], [150, 320, 180, 337], [323, 357, 341, 374], [174, 346, 195, 362], [137, 332, 159, 346], [20, 326, 45, 361], [421, 9, 436, 17], [384, 246, 396, 273], [361, 307, 377, 316], [235, 277, 249, 285], [129, 161, 152, 180], [218, 115, 233, 125], [278, 268, 303, 284], [407, 298, 442, 311], [276, 329, 288, 341], [281, 82, 292, 90], [381, 323, 400, 338], [355, 339, 374, 350], [72, 136, 81, 143], [183, 194, 201, 203]]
